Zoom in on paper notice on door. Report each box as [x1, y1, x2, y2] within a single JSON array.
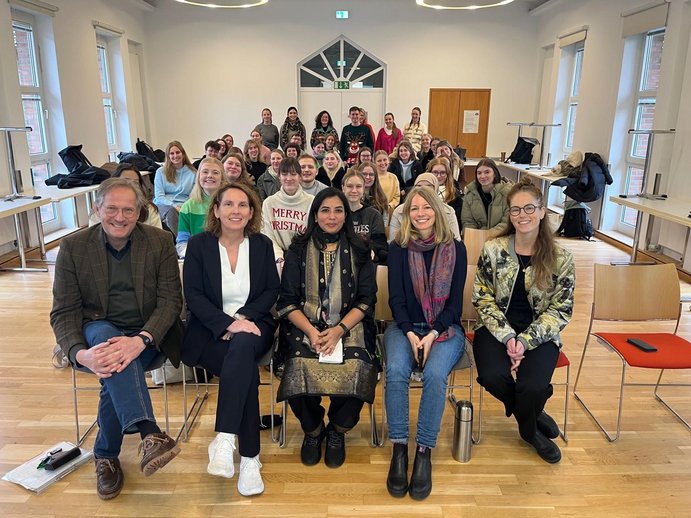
[[319, 339, 344, 364], [463, 110, 480, 134]]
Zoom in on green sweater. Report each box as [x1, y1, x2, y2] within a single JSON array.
[[176, 196, 210, 257]]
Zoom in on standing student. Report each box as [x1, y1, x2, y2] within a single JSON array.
[[183, 183, 280, 496], [375, 112, 403, 155], [340, 106, 375, 167], [254, 108, 280, 150], [310, 110, 339, 150], [472, 178, 575, 464], [276, 188, 378, 469], [280, 106, 307, 151], [385, 186, 467, 500], [153, 140, 196, 236], [402, 107, 427, 154]]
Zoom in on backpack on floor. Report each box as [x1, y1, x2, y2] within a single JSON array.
[[507, 136, 539, 164], [556, 202, 593, 240]]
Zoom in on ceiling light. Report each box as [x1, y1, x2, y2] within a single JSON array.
[[416, 0, 514, 10], [174, 0, 269, 8]]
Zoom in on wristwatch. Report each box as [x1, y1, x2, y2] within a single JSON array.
[[137, 333, 154, 348]]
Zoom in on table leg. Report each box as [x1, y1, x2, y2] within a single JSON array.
[[0, 213, 48, 272], [630, 210, 644, 262], [35, 206, 46, 259]]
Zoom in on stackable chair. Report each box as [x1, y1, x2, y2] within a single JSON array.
[[574, 263, 691, 441], [72, 352, 170, 447], [376, 265, 478, 445]]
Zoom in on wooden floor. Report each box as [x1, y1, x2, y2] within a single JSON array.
[[0, 237, 690, 517]]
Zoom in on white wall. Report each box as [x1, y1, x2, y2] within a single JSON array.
[[143, 0, 540, 157]]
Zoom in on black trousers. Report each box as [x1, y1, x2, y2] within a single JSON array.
[[472, 326, 559, 442], [196, 322, 273, 458], [289, 395, 365, 435]]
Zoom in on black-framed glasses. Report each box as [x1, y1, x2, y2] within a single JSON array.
[[509, 204, 541, 216]]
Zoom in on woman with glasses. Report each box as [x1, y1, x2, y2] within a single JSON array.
[[472, 178, 574, 464], [373, 150, 401, 214], [385, 185, 467, 500], [461, 157, 512, 237], [360, 160, 390, 228], [260, 157, 314, 263], [428, 157, 463, 230]]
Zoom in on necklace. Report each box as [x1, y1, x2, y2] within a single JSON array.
[[517, 254, 531, 272]]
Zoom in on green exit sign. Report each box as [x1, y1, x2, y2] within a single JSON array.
[[334, 80, 350, 90], [335, 10, 349, 19]]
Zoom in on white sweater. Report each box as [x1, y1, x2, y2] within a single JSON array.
[[261, 186, 314, 259]]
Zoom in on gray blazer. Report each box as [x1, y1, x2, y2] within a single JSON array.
[[50, 223, 183, 367]]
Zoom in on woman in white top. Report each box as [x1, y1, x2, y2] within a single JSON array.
[[182, 183, 280, 497], [402, 107, 428, 154]]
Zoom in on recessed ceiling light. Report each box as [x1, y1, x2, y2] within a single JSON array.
[[416, 0, 514, 10], [174, 0, 269, 8]]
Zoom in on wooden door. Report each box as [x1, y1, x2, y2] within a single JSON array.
[[428, 88, 491, 158]]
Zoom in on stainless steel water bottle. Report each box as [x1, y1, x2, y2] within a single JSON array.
[[452, 400, 473, 462]]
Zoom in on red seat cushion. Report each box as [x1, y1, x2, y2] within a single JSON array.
[[465, 331, 475, 343], [556, 351, 570, 368], [594, 332, 691, 369]]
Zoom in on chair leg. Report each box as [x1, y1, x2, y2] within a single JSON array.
[[279, 400, 287, 448], [369, 402, 381, 447], [654, 369, 691, 431], [177, 367, 209, 442], [560, 364, 570, 443], [573, 337, 626, 442], [73, 368, 98, 447]]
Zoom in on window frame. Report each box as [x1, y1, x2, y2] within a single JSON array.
[[97, 36, 118, 157], [11, 12, 58, 227], [563, 45, 584, 153], [618, 28, 665, 230]]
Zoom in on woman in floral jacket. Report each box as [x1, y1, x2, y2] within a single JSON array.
[[472, 178, 574, 465]]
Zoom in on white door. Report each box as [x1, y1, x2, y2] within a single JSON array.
[[298, 36, 386, 152]]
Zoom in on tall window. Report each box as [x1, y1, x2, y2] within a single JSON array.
[[97, 38, 118, 158], [12, 16, 55, 223], [621, 29, 665, 226], [564, 46, 584, 152]]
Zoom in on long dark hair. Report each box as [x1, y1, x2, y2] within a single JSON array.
[[314, 110, 333, 129], [498, 177, 556, 291], [291, 187, 369, 261]]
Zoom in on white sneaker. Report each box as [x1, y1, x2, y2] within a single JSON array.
[[207, 432, 236, 478], [237, 455, 264, 496]]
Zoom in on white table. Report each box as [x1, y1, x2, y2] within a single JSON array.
[[0, 196, 50, 272], [609, 195, 691, 262], [498, 162, 566, 201], [34, 184, 100, 228]]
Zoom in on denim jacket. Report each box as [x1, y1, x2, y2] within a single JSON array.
[[472, 235, 574, 350]]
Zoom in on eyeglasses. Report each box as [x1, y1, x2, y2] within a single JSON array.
[[103, 206, 137, 218], [509, 204, 541, 216], [431, 170, 447, 176]]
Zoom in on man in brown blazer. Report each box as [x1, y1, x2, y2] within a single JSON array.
[[51, 177, 183, 500]]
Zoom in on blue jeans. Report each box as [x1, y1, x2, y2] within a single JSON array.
[[82, 320, 160, 459], [384, 322, 464, 448]]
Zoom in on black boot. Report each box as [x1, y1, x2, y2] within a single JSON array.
[[386, 443, 409, 497], [408, 444, 432, 500]]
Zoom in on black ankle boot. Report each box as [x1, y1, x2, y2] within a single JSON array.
[[408, 444, 432, 500], [386, 443, 408, 497]]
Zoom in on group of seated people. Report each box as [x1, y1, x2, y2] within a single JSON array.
[[51, 124, 575, 501]]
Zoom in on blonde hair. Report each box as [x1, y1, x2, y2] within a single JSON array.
[[322, 150, 344, 176], [189, 157, 227, 203], [395, 186, 454, 247]]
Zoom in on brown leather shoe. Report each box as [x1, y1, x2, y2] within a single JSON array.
[[138, 432, 181, 477], [95, 458, 124, 500]]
